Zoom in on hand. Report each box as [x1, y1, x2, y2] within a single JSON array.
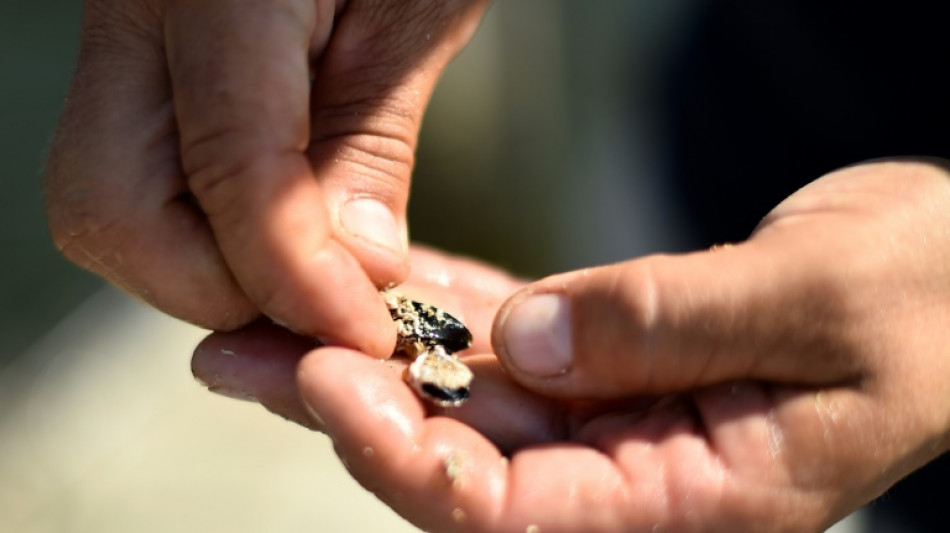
[[194, 161, 950, 532], [44, 0, 488, 356], [192, 244, 525, 429]]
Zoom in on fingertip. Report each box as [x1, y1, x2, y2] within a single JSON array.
[[296, 347, 424, 442], [182, 152, 398, 357], [247, 238, 398, 359], [192, 323, 320, 427], [322, 175, 412, 289], [493, 291, 574, 379], [296, 164, 412, 336]]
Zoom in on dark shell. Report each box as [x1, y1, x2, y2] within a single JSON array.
[[421, 383, 470, 404], [407, 300, 473, 354]]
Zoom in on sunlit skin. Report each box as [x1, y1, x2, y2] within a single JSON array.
[[44, 0, 489, 356], [195, 161, 950, 533], [41, 1, 950, 530]]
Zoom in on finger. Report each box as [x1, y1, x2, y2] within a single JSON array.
[[304, 1, 488, 277], [165, 0, 395, 355], [296, 347, 505, 532], [192, 322, 320, 431], [297, 348, 674, 532], [189, 245, 524, 432], [405, 245, 526, 298], [492, 231, 866, 399], [448, 355, 571, 452], [44, 2, 258, 329]]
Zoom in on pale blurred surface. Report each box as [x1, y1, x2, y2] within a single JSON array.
[[0, 287, 421, 533]]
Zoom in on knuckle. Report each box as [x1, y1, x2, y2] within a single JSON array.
[[180, 127, 300, 222], [246, 274, 302, 333], [311, 99, 418, 191], [47, 205, 129, 279], [331, 133, 415, 194], [610, 260, 663, 339], [313, 95, 420, 154], [81, 0, 163, 53], [169, 284, 261, 332], [572, 260, 664, 388], [350, 0, 483, 60], [180, 127, 252, 207], [43, 121, 141, 284], [44, 175, 127, 272]]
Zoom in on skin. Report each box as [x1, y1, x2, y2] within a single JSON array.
[[42, 2, 950, 531], [44, 0, 489, 356], [195, 162, 950, 532]]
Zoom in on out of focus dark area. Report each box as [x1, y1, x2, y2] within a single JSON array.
[[665, 1, 950, 247], [2, 0, 949, 531]]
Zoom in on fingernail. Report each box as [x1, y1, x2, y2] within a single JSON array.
[[207, 385, 258, 403], [340, 198, 406, 254], [192, 347, 257, 402], [502, 293, 573, 376]]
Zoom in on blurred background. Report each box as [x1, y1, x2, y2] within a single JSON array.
[[3, 0, 947, 531]]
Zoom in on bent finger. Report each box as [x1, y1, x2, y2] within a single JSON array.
[[305, 0, 489, 279], [192, 322, 319, 430], [45, 3, 258, 329], [165, 0, 394, 355]]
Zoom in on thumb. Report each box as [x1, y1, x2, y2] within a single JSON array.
[[307, 0, 489, 281], [491, 239, 861, 399]]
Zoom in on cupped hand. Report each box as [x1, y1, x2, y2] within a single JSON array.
[[195, 162, 950, 532], [44, 0, 488, 356], [192, 244, 525, 429]]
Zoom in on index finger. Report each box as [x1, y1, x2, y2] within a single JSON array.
[[297, 347, 660, 533], [165, 0, 395, 354]]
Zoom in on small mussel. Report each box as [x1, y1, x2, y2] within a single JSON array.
[[384, 291, 474, 407], [406, 345, 474, 406]]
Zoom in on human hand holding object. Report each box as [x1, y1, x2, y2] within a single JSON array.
[[195, 161, 950, 532], [44, 0, 488, 356]]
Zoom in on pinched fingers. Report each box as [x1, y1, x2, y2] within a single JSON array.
[[192, 321, 321, 431], [191, 245, 524, 427], [46, 0, 377, 342], [167, 0, 490, 351], [47, 0, 492, 355], [165, 0, 401, 354]]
